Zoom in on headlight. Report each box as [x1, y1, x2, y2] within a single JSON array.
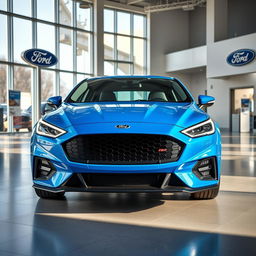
[[36, 119, 66, 138], [181, 119, 215, 138]]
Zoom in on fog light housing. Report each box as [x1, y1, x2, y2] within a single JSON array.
[[193, 157, 217, 180], [34, 157, 56, 180]]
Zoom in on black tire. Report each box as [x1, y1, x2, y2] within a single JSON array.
[[35, 188, 65, 199], [191, 185, 219, 200]]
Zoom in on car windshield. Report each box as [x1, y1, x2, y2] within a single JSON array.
[[66, 78, 192, 103]]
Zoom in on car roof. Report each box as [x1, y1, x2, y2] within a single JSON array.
[[87, 75, 175, 81]]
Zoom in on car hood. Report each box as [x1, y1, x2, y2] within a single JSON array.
[[44, 102, 209, 129]]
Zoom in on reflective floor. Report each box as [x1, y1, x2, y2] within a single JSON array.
[[0, 132, 256, 256]]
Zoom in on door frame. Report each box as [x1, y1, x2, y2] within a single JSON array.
[[229, 86, 254, 131]]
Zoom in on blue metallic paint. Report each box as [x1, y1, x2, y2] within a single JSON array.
[[31, 76, 221, 192], [198, 95, 215, 105]]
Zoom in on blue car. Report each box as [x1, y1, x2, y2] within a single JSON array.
[[31, 76, 221, 200]]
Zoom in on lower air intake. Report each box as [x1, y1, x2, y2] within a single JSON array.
[[34, 157, 56, 180]]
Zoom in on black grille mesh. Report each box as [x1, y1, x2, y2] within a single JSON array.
[[63, 134, 183, 164]]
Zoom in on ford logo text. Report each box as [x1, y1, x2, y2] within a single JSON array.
[[21, 48, 58, 68], [226, 49, 255, 66]]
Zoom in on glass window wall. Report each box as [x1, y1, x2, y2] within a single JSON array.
[[59, 27, 73, 71], [77, 2, 91, 31], [60, 72, 74, 98], [117, 12, 131, 35], [13, 18, 32, 63], [13, 0, 31, 17], [77, 31, 91, 73], [13, 66, 32, 132], [0, 1, 94, 133], [0, 14, 7, 61], [0, 1, 7, 11], [41, 70, 55, 101], [59, 0, 73, 26], [37, 23, 55, 55], [104, 9, 147, 75], [104, 9, 114, 33], [104, 34, 114, 60], [37, 0, 55, 22], [0, 65, 7, 132]]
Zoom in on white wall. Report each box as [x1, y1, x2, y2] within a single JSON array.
[[168, 71, 207, 101], [190, 72, 207, 99], [149, 6, 206, 76], [189, 6, 206, 47], [150, 9, 189, 75], [207, 33, 256, 78], [207, 73, 256, 128], [166, 46, 206, 72]]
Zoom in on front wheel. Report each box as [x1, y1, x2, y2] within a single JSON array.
[[191, 185, 219, 200], [35, 188, 65, 199]]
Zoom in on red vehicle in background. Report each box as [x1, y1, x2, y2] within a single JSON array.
[[1, 103, 55, 132]]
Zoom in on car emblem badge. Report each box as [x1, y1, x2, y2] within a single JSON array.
[[116, 125, 130, 129]]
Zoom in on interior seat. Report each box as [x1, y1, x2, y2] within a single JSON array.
[[148, 91, 168, 101], [99, 91, 117, 101]]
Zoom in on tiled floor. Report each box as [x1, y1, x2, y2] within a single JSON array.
[[0, 132, 255, 256]]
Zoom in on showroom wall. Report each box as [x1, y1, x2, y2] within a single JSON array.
[[149, 6, 206, 75], [188, 6, 206, 48], [190, 72, 207, 98], [150, 9, 189, 75], [227, 0, 256, 39], [207, 73, 256, 128], [165, 71, 206, 102]]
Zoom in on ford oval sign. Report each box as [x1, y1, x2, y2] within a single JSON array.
[[21, 48, 58, 67], [226, 49, 255, 66]]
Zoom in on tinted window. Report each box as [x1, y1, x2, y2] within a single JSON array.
[[67, 78, 191, 103]]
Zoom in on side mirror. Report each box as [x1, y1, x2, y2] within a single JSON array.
[[198, 95, 215, 109], [47, 96, 62, 108]]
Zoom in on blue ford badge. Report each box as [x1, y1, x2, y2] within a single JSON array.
[[21, 48, 58, 67], [226, 49, 255, 66]]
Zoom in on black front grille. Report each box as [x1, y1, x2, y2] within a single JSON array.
[[63, 134, 184, 164]]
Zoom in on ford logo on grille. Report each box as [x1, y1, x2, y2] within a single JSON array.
[[116, 125, 130, 129], [21, 48, 58, 67], [226, 49, 255, 66]]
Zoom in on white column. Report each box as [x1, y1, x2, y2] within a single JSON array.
[[94, 0, 104, 76]]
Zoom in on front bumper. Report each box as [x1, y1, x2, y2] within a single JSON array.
[[31, 122, 221, 193], [33, 183, 219, 193]]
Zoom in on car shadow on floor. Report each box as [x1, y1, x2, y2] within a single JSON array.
[[34, 192, 192, 214]]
